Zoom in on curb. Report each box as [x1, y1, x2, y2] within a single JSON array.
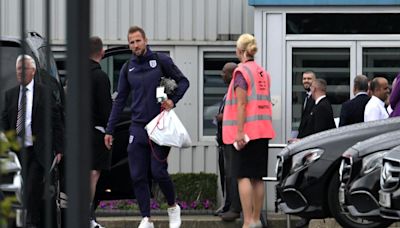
[[96, 212, 302, 228]]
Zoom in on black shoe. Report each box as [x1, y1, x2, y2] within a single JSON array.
[[213, 206, 226, 216], [221, 211, 241, 221], [295, 218, 310, 228]]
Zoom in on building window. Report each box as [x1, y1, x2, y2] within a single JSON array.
[[287, 14, 400, 34], [362, 47, 400, 82], [291, 48, 350, 133], [202, 52, 238, 137]]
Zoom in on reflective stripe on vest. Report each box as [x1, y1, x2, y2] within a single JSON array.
[[223, 114, 273, 126]]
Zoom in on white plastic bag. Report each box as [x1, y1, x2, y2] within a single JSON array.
[[145, 109, 192, 148]]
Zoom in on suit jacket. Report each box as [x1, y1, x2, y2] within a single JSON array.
[[390, 73, 400, 117], [339, 93, 370, 126], [1, 82, 64, 168], [299, 97, 336, 138], [297, 93, 315, 138]]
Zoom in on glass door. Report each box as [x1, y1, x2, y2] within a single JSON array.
[[287, 41, 356, 138], [357, 42, 400, 84]]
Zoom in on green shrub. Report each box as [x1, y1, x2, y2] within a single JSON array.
[[0, 131, 20, 226], [153, 172, 218, 209], [99, 173, 218, 211]]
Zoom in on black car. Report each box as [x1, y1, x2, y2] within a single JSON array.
[[379, 144, 400, 220], [94, 46, 138, 202], [275, 117, 400, 227], [338, 130, 400, 228]]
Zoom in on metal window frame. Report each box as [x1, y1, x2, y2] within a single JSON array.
[[198, 47, 236, 141]]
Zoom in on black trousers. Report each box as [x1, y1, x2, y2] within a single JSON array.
[[20, 147, 45, 227], [222, 144, 242, 213]]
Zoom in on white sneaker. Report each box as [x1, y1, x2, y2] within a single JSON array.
[[90, 219, 105, 228], [138, 217, 154, 228], [168, 204, 181, 228]]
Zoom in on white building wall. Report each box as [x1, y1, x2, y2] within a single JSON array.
[[1, 0, 254, 43], [0, 0, 259, 176], [0, 0, 284, 211]]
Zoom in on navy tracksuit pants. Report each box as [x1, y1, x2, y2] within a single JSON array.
[[127, 125, 176, 217]]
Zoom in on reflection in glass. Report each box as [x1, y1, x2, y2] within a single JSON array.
[[203, 52, 238, 136], [287, 14, 400, 35], [362, 48, 400, 84], [292, 48, 350, 133]]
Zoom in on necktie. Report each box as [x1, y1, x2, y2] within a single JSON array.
[[303, 94, 309, 110], [16, 88, 27, 136]]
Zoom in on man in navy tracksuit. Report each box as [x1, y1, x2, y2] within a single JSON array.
[[104, 26, 189, 228]]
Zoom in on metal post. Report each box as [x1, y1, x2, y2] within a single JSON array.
[[43, 0, 52, 227], [19, 1, 27, 227], [65, 0, 91, 227]]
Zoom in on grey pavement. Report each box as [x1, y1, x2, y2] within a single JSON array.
[[96, 213, 301, 228]]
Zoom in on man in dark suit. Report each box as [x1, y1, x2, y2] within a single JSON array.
[[1, 55, 63, 227], [297, 71, 316, 139], [339, 75, 370, 126], [300, 78, 336, 137], [214, 62, 242, 222]]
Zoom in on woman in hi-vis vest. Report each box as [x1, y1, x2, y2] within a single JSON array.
[[222, 33, 275, 228]]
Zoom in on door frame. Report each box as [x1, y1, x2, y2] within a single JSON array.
[[286, 41, 357, 140], [356, 41, 400, 78]]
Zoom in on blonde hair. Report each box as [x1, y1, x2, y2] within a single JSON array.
[[236, 33, 257, 58]]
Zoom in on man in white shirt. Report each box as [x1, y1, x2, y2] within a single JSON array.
[[364, 77, 390, 122], [1, 55, 63, 227]]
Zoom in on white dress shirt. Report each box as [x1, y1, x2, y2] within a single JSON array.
[[19, 80, 34, 146], [314, 95, 326, 105], [364, 95, 389, 122]]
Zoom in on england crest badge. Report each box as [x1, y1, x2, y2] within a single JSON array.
[[149, 60, 157, 68]]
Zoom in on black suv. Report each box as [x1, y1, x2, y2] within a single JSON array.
[[93, 46, 135, 202]]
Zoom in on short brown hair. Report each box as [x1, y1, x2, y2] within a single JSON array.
[[354, 75, 368, 92], [127, 26, 147, 40], [314, 78, 327, 92], [89, 36, 103, 56]]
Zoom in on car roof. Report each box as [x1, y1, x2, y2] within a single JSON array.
[[282, 117, 400, 156], [349, 130, 400, 157], [0, 36, 22, 44], [103, 45, 130, 58]]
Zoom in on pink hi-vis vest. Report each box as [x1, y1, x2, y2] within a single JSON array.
[[222, 61, 275, 144]]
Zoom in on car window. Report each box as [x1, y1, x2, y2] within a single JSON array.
[[100, 52, 132, 112], [37, 46, 60, 81], [100, 52, 131, 93], [0, 44, 20, 114]]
